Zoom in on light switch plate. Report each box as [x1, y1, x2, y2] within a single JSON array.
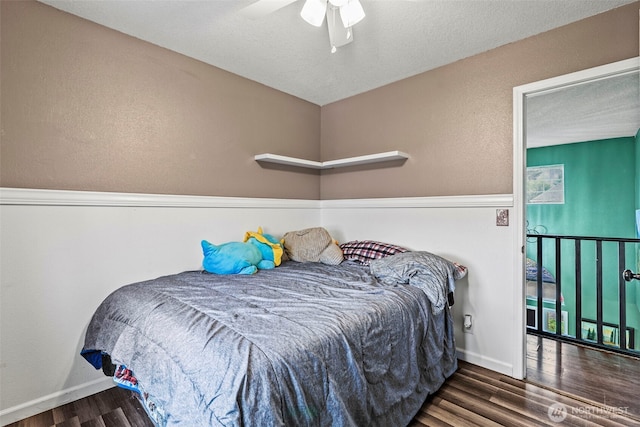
[[496, 209, 509, 226]]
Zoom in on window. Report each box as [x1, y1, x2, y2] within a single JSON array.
[[526, 164, 564, 204]]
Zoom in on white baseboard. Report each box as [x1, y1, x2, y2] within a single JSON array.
[[0, 349, 509, 427], [456, 348, 515, 378], [0, 377, 113, 426]]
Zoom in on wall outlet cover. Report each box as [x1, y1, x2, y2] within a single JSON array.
[[496, 209, 509, 226]]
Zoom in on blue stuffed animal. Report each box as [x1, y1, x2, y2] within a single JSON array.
[[201, 239, 276, 275], [244, 227, 284, 267]]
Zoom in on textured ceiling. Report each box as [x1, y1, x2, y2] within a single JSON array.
[[526, 70, 640, 147], [38, 0, 636, 106]]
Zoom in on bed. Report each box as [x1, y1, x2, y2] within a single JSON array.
[[81, 251, 465, 426]]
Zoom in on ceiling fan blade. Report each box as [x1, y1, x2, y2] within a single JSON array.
[[240, 0, 299, 19]]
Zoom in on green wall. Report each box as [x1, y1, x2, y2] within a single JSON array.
[[636, 129, 640, 316], [637, 129, 640, 215], [636, 128, 640, 237], [526, 135, 639, 347]]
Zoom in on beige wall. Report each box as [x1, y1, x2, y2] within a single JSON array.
[[320, 2, 639, 199], [1, 1, 638, 200], [0, 1, 321, 199]]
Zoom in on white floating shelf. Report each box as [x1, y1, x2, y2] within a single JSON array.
[[255, 151, 409, 170]]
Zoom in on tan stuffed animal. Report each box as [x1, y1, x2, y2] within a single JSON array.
[[282, 227, 344, 265]]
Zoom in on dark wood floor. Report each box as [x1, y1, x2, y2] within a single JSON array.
[[4, 386, 155, 427], [411, 340, 640, 427], [524, 334, 640, 421], [9, 336, 640, 426]]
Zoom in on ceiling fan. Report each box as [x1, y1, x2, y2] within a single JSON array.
[[241, 0, 366, 52]]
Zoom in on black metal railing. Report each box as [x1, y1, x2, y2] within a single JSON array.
[[526, 233, 640, 357]]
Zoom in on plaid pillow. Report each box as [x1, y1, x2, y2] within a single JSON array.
[[452, 262, 468, 280], [339, 240, 409, 265]]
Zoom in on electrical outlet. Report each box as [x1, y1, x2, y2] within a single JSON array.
[[463, 314, 473, 334]]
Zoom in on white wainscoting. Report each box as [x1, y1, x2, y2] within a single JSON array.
[[321, 194, 518, 377], [0, 188, 321, 425], [0, 188, 517, 425]]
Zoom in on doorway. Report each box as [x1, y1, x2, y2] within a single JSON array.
[[512, 57, 640, 379]]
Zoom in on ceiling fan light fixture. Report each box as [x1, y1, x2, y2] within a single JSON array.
[[301, 0, 327, 27], [339, 0, 365, 28], [327, 5, 352, 51]]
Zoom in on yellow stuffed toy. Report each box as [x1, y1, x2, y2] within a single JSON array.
[[243, 227, 284, 267]]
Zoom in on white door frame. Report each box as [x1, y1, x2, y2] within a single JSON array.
[[511, 56, 640, 379]]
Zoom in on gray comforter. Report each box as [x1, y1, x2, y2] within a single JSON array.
[[82, 261, 458, 426]]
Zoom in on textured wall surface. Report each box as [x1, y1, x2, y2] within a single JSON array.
[[1, 1, 638, 201], [0, 1, 321, 199], [320, 2, 639, 199]]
